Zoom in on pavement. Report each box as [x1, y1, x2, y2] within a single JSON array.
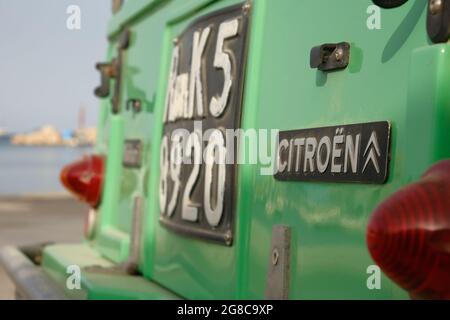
[[0, 194, 86, 299]]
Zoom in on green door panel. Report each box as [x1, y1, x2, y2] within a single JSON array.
[[239, 0, 424, 300]]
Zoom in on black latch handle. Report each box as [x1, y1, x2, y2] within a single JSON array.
[[310, 42, 350, 72], [94, 60, 117, 98]]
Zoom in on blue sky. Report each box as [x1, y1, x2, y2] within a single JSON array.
[[0, 0, 111, 133]]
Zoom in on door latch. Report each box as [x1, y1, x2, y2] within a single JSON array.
[[94, 60, 117, 98], [310, 42, 350, 72]]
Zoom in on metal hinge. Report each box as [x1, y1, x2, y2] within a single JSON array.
[[265, 225, 292, 300]]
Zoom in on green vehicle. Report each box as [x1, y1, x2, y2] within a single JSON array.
[[1, 0, 450, 300]]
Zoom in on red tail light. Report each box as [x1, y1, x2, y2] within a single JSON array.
[[367, 160, 450, 299], [60, 155, 105, 208]]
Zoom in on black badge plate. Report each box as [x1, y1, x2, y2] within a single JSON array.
[[274, 121, 391, 184]]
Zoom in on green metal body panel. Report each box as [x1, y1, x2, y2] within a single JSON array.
[[42, 0, 450, 299], [42, 244, 178, 299]]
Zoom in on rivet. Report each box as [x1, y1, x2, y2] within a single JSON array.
[[334, 48, 344, 61], [243, 2, 251, 14], [272, 248, 279, 265], [224, 231, 232, 245]]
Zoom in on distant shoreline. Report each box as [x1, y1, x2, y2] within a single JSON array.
[[0, 139, 92, 148], [6, 125, 96, 147]]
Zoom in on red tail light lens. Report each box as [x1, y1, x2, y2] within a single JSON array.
[[60, 155, 105, 208], [367, 160, 450, 299]]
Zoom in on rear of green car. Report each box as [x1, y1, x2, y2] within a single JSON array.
[[2, 0, 450, 300]]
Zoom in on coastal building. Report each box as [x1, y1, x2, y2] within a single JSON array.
[[11, 126, 62, 146], [11, 125, 96, 147]]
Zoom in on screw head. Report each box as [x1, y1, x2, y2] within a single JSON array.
[[132, 100, 142, 113], [242, 2, 251, 14], [224, 231, 232, 245], [430, 0, 443, 15], [334, 48, 344, 61], [271, 248, 279, 265]]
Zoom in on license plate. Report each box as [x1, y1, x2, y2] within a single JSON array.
[[159, 4, 250, 245]]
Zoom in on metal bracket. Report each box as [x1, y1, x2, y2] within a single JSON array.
[[427, 0, 450, 43], [265, 225, 292, 300], [123, 140, 143, 169], [94, 25, 130, 101], [126, 99, 142, 114], [110, 29, 131, 113], [310, 42, 350, 72], [126, 196, 144, 270], [94, 60, 117, 98]]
